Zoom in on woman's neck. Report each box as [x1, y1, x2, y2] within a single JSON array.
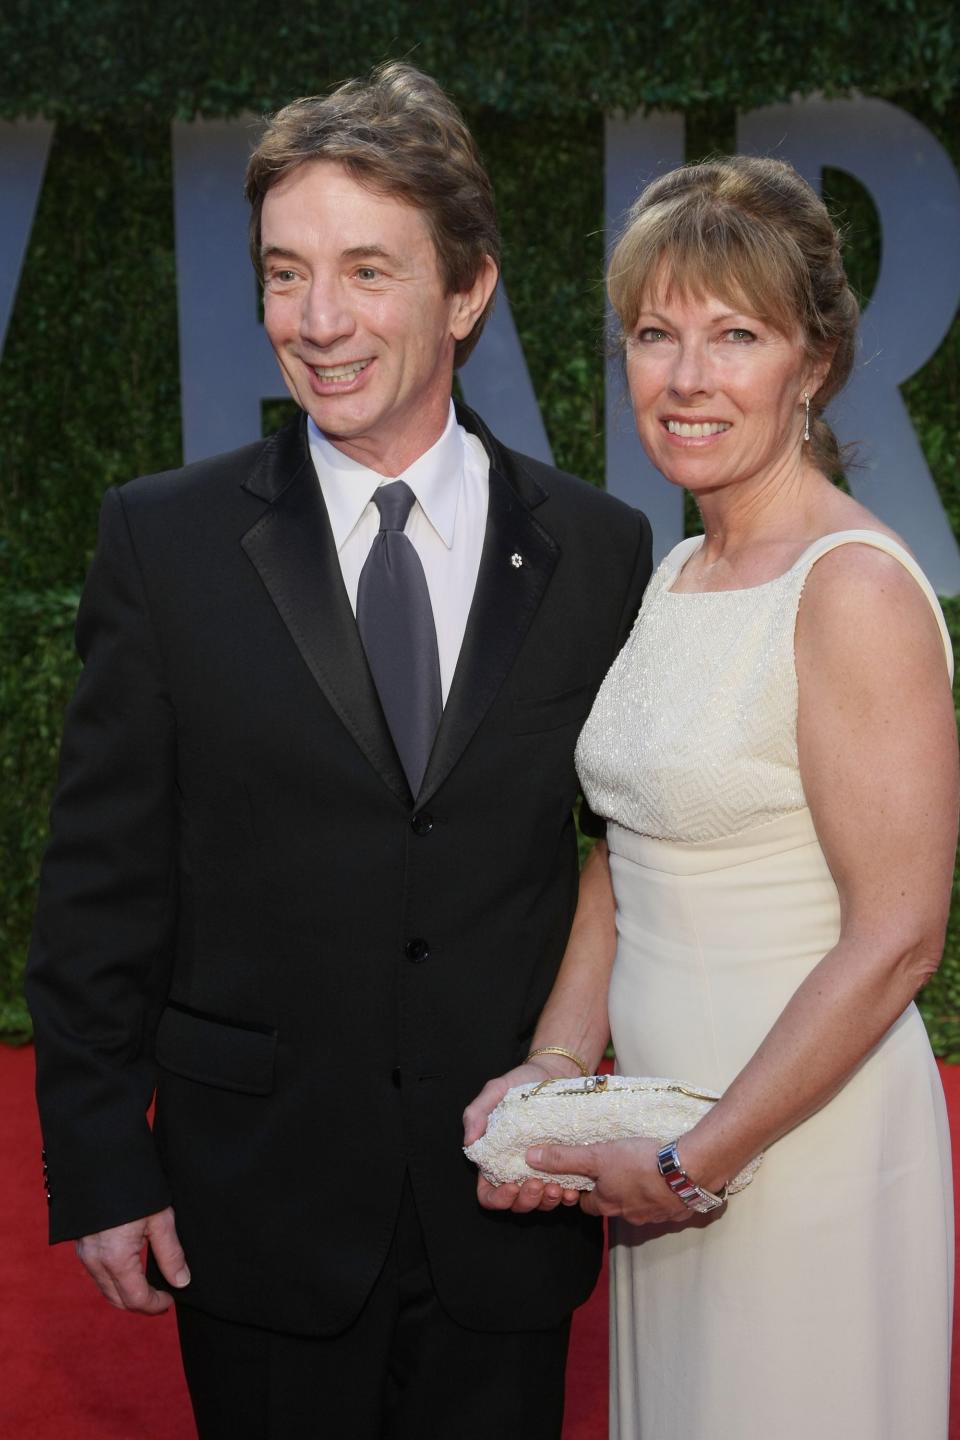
[[683, 461, 845, 590], [694, 459, 829, 564]]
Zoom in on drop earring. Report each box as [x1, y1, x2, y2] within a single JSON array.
[[803, 392, 811, 443]]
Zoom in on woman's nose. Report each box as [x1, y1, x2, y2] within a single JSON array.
[[668, 342, 711, 399]]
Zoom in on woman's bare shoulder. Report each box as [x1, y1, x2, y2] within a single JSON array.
[[797, 536, 946, 685]]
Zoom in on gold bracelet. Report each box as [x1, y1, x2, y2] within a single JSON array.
[[525, 1045, 589, 1077]]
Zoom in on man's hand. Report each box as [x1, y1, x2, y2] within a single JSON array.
[[76, 1206, 190, 1315], [463, 1061, 582, 1214]]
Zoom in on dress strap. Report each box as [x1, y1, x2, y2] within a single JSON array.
[[641, 536, 703, 608], [656, 536, 703, 588], [795, 529, 953, 680]]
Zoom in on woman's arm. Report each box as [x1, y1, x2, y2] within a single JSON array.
[[681, 545, 958, 1189], [462, 839, 618, 1212], [533, 544, 959, 1221], [523, 837, 619, 1073]]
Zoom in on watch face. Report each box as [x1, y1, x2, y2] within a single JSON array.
[[693, 1188, 725, 1212]]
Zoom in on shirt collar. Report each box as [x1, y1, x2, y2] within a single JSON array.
[[308, 402, 463, 552]]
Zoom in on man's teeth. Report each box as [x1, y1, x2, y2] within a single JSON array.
[[314, 360, 370, 380], [666, 420, 731, 438]]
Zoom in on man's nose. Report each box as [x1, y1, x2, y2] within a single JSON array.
[[300, 279, 356, 348]]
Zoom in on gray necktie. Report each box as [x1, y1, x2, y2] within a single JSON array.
[[356, 481, 442, 797]]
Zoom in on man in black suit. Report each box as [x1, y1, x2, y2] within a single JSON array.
[[27, 62, 651, 1439]]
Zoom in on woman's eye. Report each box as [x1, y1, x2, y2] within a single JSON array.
[[725, 327, 756, 343], [635, 327, 668, 343]]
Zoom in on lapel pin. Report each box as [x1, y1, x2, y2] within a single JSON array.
[[510, 552, 523, 569]]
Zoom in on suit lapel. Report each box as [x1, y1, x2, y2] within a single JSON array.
[[418, 442, 559, 807], [239, 408, 561, 809], [240, 417, 411, 805]]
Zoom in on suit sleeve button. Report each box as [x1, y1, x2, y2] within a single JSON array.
[[404, 938, 430, 962], [410, 812, 434, 836]]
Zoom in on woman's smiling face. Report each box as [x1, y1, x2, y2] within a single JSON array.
[[625, 281, 822, 500]]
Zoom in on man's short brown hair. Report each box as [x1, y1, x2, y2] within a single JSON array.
[[245, 62, 500, 367]]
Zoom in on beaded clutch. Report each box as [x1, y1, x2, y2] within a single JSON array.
[[464, 1073, 763, 1192]]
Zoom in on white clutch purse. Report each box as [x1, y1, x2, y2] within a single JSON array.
[[464, 1073, 763, 1192]]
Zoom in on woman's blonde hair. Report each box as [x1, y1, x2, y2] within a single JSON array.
[[607, 155, 859, 475]]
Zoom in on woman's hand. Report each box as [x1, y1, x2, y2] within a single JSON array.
[[528, 1137, 699, 1226], [463, 1061, 583, 1214]]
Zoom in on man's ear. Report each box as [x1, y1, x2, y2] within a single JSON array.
[[451, 256, 499, 341]]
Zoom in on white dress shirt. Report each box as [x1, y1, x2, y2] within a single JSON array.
[[308, 403, 490, 704]]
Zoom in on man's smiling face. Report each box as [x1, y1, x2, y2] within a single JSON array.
[[261, 160, 476, 475]]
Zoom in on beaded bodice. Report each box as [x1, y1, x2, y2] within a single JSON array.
[[575, 530, 952, 844]]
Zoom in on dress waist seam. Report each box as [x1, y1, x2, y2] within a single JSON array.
[[606, 808, 820, 874]]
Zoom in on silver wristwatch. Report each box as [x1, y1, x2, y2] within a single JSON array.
[[656, 1140, 728, 1213]]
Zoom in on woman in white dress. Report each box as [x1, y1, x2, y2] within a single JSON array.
[[464, 156, 958, 1438]]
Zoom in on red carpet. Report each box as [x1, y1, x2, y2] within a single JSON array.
[[2, 1042, 957, 1438]]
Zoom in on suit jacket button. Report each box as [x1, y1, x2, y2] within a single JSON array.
[[410, 812, 434, 836], [404, 938, 430, 962]]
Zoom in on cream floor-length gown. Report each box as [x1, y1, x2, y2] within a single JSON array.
[[575, 530, 954, 1440]]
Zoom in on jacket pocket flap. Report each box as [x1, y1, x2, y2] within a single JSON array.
[[155, 1003, 277, 1095]]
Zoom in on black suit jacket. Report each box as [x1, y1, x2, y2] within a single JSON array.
[[27, 402, 652, 1336]]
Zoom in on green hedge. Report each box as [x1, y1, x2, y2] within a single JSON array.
[[2, 1, 959, 1047], [1, 1, 957, 122], [1, 589, 79, 1039]]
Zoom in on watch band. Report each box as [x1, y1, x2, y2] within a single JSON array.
[[656, 1140, 728, 1213]]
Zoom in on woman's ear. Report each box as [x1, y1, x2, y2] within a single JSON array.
[[804, 341, 838, 403]]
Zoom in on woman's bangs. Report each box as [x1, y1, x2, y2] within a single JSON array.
[[612, 202, 802, 339], [647, 236, 799, 336]]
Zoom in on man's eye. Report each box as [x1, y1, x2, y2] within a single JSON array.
[[269, 269, 297, 284], [356, 266, 379, 281]]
